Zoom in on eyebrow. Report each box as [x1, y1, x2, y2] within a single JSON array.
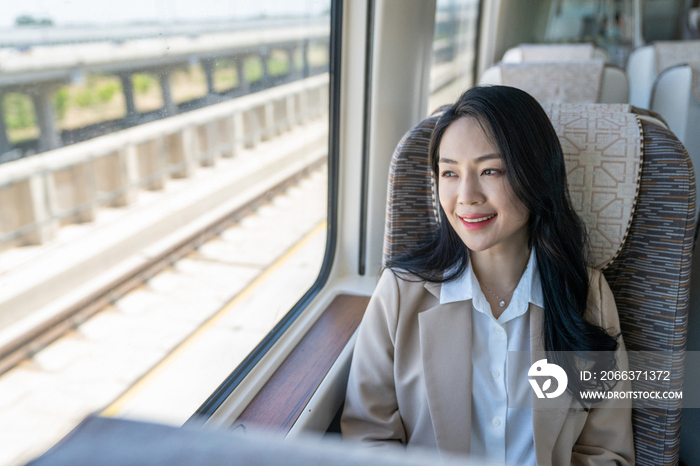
[[438, 153, 501, 164]]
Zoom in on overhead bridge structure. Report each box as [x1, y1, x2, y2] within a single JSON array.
[[0, 21, 331, 156]]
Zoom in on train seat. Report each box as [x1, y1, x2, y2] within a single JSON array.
[[628, 41, 700, 223], [383, 103, 695, 466], [479, 60, 628, 104], [501, 43, 609, 63], [627, 41, 700, 109], [651, 64, 700, 223]]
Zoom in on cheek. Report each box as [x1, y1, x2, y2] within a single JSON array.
[[515, 201, 530, 221], [438, 185, 452, 212], [505, 193, 530, 225], [496, 181, 528, 218]]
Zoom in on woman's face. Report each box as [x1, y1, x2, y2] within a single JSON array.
[[437, 117, 530, 254]]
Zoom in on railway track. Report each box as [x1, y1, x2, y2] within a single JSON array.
[[0, 157, 326, 377]]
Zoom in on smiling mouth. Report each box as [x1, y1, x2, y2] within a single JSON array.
[[460, 214, 496, 223]]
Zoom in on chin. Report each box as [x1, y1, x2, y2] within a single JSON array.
[[466, 244, 493, 253], [459, 238, 492, 252]]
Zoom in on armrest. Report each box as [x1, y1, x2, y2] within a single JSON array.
[[232, 294, 370, 434]]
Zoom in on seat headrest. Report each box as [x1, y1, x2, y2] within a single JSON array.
[[518, 43, 595, 61], [498, 60, 605, 103], [541, 103, 643, 269], [654, 40, 700, 74], [653, 42, 700, 104]]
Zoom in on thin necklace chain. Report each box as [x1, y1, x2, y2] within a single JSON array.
[[480, 260, 529, 308]]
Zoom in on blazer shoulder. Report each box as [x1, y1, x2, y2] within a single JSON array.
[[375, 268, 441, 316], [379, 268, 437, 295], [586, 267, 608, 305], [585, 267, 621, 333]]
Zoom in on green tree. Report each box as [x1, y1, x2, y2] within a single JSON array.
[[52, 88, 70, 120], [244, 58, 263, 83], [133, 74, 153, 94], [267, 55, 289, 76], [97, 82, 120, 103], [3, 93, 36, 130], [75, 88, 95, 107], [15, 15, 53, 26]]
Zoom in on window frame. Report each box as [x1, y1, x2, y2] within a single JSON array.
[[189, 0, 344, 422]]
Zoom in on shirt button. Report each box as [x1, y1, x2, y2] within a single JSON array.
[[494, 327, 504, 334], [492, 418, 501, 427], [491, 370, 500, 378]]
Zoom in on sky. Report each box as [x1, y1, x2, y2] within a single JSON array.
[[0, 0, 330, 28]]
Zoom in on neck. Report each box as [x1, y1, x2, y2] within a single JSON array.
[[470, 236, 531, 298]]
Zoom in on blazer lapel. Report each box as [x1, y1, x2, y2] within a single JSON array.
[[529, 303, 573, 466], [418, 299, 472, 455]]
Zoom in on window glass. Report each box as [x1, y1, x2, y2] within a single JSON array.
[[537, 0, 636, 66], [643, 0, 685, 42], [0, 1, 330, 463], [429, 0, 481, 113], [518, 0, 688, 68]]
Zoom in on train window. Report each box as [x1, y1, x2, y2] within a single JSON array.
[[540, 1, 635, 43], [643, 0, 686, 42], [495, 0, 639, 67], [0, 1, 333, 463], [429, 0, 482, 112], [494, 1, 687, 69]]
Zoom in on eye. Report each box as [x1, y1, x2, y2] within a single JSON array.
[[482, 168, 501, 176], [440, 170, 457, 178]]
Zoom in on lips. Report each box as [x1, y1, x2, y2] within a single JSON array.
[[458, 213, 497, 229], [460, 214, 496, 223]]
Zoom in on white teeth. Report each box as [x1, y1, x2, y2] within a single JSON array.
[[462, 214, 495, 223]]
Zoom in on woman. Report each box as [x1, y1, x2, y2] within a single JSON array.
[[341, 86, 634, 466]]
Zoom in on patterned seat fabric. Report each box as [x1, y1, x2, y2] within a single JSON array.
[[382, 105, 696, 466]]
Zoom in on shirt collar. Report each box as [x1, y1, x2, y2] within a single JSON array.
[[439, 247, 544, 309]]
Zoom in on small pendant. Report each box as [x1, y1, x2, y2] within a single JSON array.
[[499, 300, 506, 307]]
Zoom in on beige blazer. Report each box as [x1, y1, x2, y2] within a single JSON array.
[[341, 268, 635, 466]]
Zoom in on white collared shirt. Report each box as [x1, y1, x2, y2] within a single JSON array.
[[440, 248, 543, 466]]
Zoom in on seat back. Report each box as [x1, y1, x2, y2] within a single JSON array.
[[627, 41, 700, 108], [651, 64, 700, 223], [479, 61, 628, 104], [383, 104, 695, 466], [502, 43, 609, 63], [627, 45, 656, 108]]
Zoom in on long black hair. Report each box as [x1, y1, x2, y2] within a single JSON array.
[[387, 85, 619, 406]]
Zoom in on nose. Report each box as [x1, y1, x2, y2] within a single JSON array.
[[457, 172, 485, 205]]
